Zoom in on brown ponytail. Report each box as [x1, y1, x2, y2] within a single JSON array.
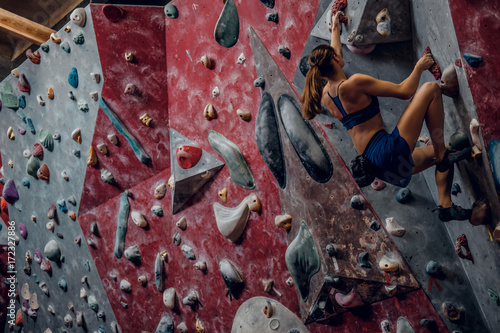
[[300, 45, 336, 119]]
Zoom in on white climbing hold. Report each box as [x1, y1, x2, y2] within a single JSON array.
[[107, 133, 118, 145], [37, 95, 45, 106], [385, 217, 405, 237], [131, 211, 148, 228], [212, 86, 220, 98], [237, 53, 246, 64], [470, 118, 482, 150], [176, 217, 187, 230]]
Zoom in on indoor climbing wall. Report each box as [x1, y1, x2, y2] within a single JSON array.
[[1, 0, 500, 333]]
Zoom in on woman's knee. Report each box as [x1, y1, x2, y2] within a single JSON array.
[[420, 81, 441, 97]]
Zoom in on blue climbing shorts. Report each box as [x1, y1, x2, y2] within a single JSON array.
[[364, 127, 415, 187]]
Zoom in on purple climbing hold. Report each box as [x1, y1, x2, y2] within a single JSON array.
[[19, 223, 28, 239], [463, 53, 483, 68], [34, 248, 43, 264], [2, 179, 19, 204]]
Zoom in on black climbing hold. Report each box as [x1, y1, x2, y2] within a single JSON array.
[[278, 45, 291, 59], [451, 183, 461, 196], [324, 275, 343, 288], [299, 56, 310, 77], [309, 293, 329, 321], [359, 252, 371, 268], [277, 94, 333, 183], [254, 77, 265, 88], [266, 13, 278, 23], [369, 220, 380, 231], [214, 0, 239, 48], [449, 131, 470, 151], [259, 0, 275, 9], [255, 92, 286, 189], [420, 319, 438, 331], [425, 260, 445, 280], [326, 243, 337, 257]]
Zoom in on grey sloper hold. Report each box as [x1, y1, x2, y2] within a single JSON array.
[[99, 97, 151, 165], [44, 240, 61, 262], [124, 245, 141, 265], [285, 221, 321, 302], [277, 94, 333, 183], [114, 191, 131, 259], [155, 313, 174, 333], [213, 193, 260, 242], [155, 252, 164, 292], [231, 297, 307, 333], [208, 130, 255, 189], [255, 92, 286, 188], [396, 317, 415, 333], [219, 259, 244, 300], [214, 0, 239, 48]]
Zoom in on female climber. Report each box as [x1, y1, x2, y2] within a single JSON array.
[[300, 11, 470, 222]]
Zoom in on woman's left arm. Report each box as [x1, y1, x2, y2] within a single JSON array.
[[330, 11, 344, 68]]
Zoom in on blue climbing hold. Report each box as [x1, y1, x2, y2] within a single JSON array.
[[27, 117, 35, 134], [21, 177, 30, 188], [58, 276, 68, 291], [68, 67, 78, 88], [18, 95, 26, 109], [451, 183, 461, 196], [396, 188, 412, 204], [463, 53, 483, 68], [489, 139, 500, 189], [61, 41, 71, 53]]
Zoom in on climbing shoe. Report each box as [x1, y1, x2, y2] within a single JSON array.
[[434, 204, 471, 222], [436, 147, 472, 172]]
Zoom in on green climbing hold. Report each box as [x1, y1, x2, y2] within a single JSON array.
[[39, 129, 54, 151], [26, 156, 40, 178], [73, 33, 85, 45], [1, 82, 19, 110], [285, 221, 320, 302], [164, 4, 178, 18], [488, 288, 499, 306]]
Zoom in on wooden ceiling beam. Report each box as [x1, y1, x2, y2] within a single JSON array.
[[0, 8, 55, 45]]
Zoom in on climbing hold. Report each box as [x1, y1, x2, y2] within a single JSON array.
[[47, 87, 54, 100], [177, 322, 188, 333], [8, 159, 13, 168], [213, 193, 259, 241], [155, 183, 167, 199], [163, 288, 176, 309], [214, 0, 240, 48], [80, 287, 87, 299], [75, 311, 84, 327], [181, 244, 196, 260], [212, 86, 220, 98], [385, 217, 405, 237], [441, 301, 461, 321], [285, 221, 320, 301], [164, 3, 179, 18], [266, 12, 278, 23], [440, 64, 459, 97], [463, 53, 483, 68], [470, 118, 482, 149], [21, 282, 31, 299], [218, 188, 228, 203], [21, 177, 30, 188], [200, 55, 213, 69], [46, 221, 55, 231], [131, 210, 148, 228], [23, 149, 31, 158], [90, 91, 98, 101], [61, 41, 71, 53], [18, 95, 26, 109], [237, 52, 246, 64], [26, 49, 41, 64], [97, 143, 108, 155], [173, 232, 181, 246], [156, 314, 174, 333], [326, 244, 337, 257], [68, 68, 78, 88], [420, 319, 438, 331], [208, 130, 255, 189], [275, 214, 292, 231], [68, 210, 76, 220], [254, 77, 265, 88], [176, 144, 203, 169], [203, 103, 217, 120], [120, 279, 132, 293], [44, 239, 61, 262], [108, 133, 118, 145], [151, 205, 163, 216], [91, 72, 100, 83], [423, 46, 441, 80], [379, 255, 399, 272], [2, 179, 19, 204], [380, 320, 390, 333], [102, 4, 125, 22], [449, 131, 470, 151], [124, 83, 136, 95], [64, 313, 73, 327], [67, 195, 77, 206], [359, 252, 371, 268], [37, 163, 50, 182], [87, 146, 98, 166], [451, 183, 461, 195], [237, 109, 251, 121], [124, 52, 134, 62], [182, 290, 200, 306], [138, 275, 147, 286], [90, 221, 98, 235], [88, 295, 99, 312], [425, 260, 445, 279], [263, 300, 274, 318], [41, 43, 49, 52], [58, 276, 68, 291], [70, 8, 86, 26], [176, 217, 187, 230], [259, 0, 275, 9], [37, 94, 45, 106], [19, 223, 27, 239], [335, 288, 364, 308], [114, 191, 131, 258], [487, 288, 499, 306], [195, 260, 207, 271], [371, 179, 386, 190], [396, 188, 412, 203], [396, 317, 415, 333], [140, 113, 152, 126], [219, 259, 244, 300], [350, 194, 366, 209], [455, 234, 473, 263], [68, 91, 75, 100], [73, 33, 84, 45], [155, 252, 165, 292], [100, 97, 152, 164], [278, 45, 291, 59], [376, 8, 391, 36], [18, 73, 31, 93]]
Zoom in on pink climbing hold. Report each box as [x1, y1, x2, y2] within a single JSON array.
[[2, 179, 19, 204], [47, 204, 57, 219], [323, 122, 334, 129], [455, 58, 462, 68], [332, 0, 348, 25], [176, 145, 202, 169], [335, 288, 364, 308], [422, 46, 441, 80], [19, 223, 27, 239], [18, 74, 31, 93], [370, 179, 386, 191]]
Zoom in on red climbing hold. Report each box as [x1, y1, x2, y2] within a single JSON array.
[[455, 58, 462, 68], [332, 0, 348, 25], [323, 122, 334, 129], [176, 145, 202, 169], [33, 143, 44, 159], [423, 46, 442, 80], [16, 308, 23, 326], [102, 5, 125, 22], [455, 234, 473, 263]]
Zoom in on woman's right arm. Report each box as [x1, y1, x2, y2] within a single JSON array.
[[348, 54, 435, 99]]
